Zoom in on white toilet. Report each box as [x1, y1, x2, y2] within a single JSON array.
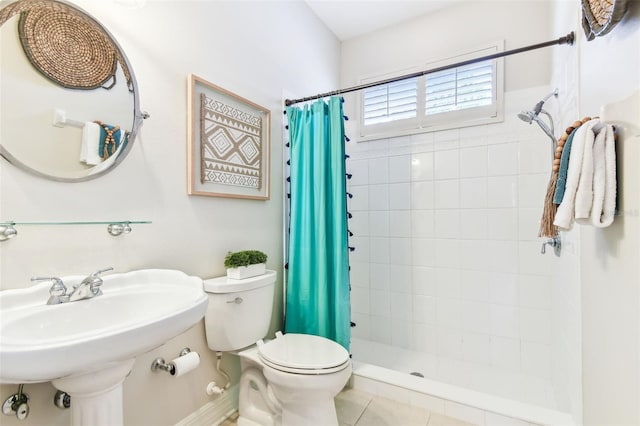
[[203, 270, 352, 426]]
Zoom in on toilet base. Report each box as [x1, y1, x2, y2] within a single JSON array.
[[280, 398, 339, 426]]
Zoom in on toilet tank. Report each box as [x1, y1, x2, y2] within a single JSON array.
[[203, 270, 276, 351]]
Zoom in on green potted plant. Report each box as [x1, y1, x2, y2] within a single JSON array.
[[224, 250, 268, 279]]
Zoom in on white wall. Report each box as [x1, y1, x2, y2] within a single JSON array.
[[0, 1, 340, 425], [551, 1, 640, 425]]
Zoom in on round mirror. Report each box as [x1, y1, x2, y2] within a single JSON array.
[[0, 0, 144, 182]]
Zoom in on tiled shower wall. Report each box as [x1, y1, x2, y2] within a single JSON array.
[[346, 87, 560, 384]]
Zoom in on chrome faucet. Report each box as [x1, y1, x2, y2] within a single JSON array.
[[68, 267, 114, 302], [32, 276, 68, 305], [33, 267, 113, 305]]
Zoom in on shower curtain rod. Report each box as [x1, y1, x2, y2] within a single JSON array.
[[284, 32, 575, 107]]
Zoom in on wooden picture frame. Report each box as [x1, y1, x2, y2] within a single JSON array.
[[187, 74, 270, 200]]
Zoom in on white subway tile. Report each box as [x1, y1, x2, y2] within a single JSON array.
[[460, 146, 488, 178], [459, 209, 488, 240], [412, 238, 435, 267], [460, 177, 488, 208], [411, 152, 434, 181], [370, 315, 392, 344], [391, 318, 413, 349], [487, 241, 518, 273], [435, 150, 460, 180], [413, 295, 437, 324], [519, 140, 551, 174], [517, 173, 548, 208], [389, 237, 411, 265], [370, 263, 390, 290], [520, 307, 551, 344], [490, 336, 521, 370], [460, 270, 491, 302], [490, 305, 520, 339], [462, 301, 491, 334], [462, 332, 491, 364], [435, 180, 460, 209], [389, 183, 411, 210], [519, 274, 552, 309], [370, 238, 390, 263], [459, 240, 489, 271], [489, 272, 519, 306], [413, 266, 436, 296], [389, 154, 411, 183], [370, 290, 390, 316], [521, 341, 551, 379], [487, 208, 518, 241], [412, 323, 438, 354], [368, 157, 389, 184], [434, 239, 460, 269], [391, 292, 413, 321], [435, 209, 461, 239], [487, 176, 518, 208], [437, 328, 464, 358], [389, 264, 412, 293], [437, 299, 464, 329], [412, 210, 435, 238], [436, 268, 461, 299], [369, 211, 389, 237], [369, 184, 390, 210], [488, 142, 519, 176], [411, 181, 435, 209]]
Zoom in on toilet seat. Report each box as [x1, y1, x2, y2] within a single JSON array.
[[257, 333, 350, 375]]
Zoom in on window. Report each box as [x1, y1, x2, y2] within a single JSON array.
[[359, 44, 504, 140]]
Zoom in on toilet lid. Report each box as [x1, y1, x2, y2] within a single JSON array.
[[257, 333, 350, 372]]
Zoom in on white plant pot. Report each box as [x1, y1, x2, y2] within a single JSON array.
[[226, 263, 266, 280]]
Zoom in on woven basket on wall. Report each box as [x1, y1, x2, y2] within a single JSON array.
[[0, 0, 132, 90], [581, 0, 630, 40]]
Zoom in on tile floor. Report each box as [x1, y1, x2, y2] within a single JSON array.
[[220, 387, 478, 426]]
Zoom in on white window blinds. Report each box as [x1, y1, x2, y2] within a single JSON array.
[[363, 77, 418, 125], [425, 60, 493, 115]]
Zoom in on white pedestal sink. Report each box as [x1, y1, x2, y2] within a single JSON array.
[[0, 269, 207, 426]]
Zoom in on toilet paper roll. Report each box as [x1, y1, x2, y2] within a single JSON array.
[[170, 351, 200, 377]]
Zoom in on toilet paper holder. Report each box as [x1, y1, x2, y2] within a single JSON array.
[[151, 348, 193, 375]]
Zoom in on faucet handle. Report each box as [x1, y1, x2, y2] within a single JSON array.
[[32, 277, 67, 304], [91, 267, 114, 277]]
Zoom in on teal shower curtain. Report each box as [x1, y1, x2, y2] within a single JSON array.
[[285, 97, 350, 350]]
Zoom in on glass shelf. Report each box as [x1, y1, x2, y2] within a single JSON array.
[[0, 220, 151, 226], [0, 220, 151, 240]]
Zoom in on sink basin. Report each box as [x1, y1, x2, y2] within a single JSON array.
[[0, 269, 207, 384]]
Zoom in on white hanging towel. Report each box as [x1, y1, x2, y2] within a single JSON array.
[[554, 118, 616, 230], [80, 121, 102, 165], [588, 123, 616, 227]]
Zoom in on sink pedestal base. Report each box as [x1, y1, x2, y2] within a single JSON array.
[[52, 359, 135, 426]]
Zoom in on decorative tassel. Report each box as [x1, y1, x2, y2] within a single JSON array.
[[348, 247, 355, 252], [345, 136, 351, 142], [346, 173, 352, 179], [344, 115, 349, 120], [538, 172, 559, 238], [347, 192, 353, 198]]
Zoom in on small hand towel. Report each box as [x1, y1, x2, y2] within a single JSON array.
[[553, 128, 577, 204], [589, 124, 616, 227], [575, 120, 603, 218], [81, 121, 102, 165]]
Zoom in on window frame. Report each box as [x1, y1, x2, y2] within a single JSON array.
[[358, 41, 505, 142]]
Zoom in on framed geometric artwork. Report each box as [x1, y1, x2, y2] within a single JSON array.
[[187, 74, 270, 200]]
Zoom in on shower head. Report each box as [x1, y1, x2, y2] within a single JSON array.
[[518, 89, 559, 146], [517, 88, 559, 124]]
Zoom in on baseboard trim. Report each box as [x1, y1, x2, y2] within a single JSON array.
[[175, 384, 239, 426]]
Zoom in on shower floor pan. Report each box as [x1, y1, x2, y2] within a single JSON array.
[[349, 338, 575, 426]]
